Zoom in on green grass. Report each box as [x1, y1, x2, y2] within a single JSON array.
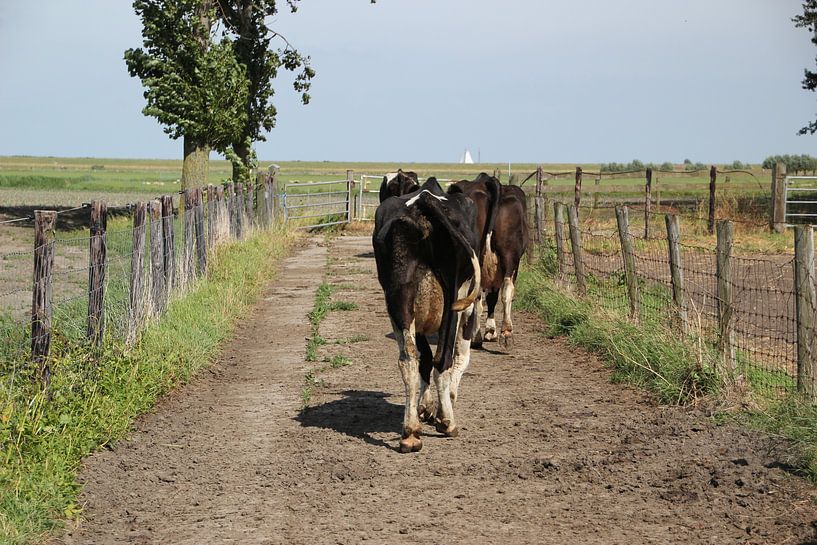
[[524, 242, 817, 482], [517, 253, 720, 404], [737, 398, 817, 480], [0, 225, 297, 544], [305, 283, 358, 362], [300, 276, 359, 407]]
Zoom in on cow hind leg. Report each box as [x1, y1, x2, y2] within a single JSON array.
[[499, 276, 516, 351], [471, 292, 485, 348], [393, 321, 423, 453], [449, 304, 474, 404], [416, 335, 436, 423], [483, 290, 499, 342], [435, 309, 470, 438]]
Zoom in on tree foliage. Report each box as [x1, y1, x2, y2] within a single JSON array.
[[794, 1, 817, 134], [124, 0, 249, 152], [126, 0, 317, 185], [216, 0, 316, 182]]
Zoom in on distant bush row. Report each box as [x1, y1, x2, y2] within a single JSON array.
[[761, 154, 817, 174], [599, 159, 751, 174]]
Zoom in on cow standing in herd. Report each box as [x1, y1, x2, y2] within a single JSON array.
[[373, 177, 481, 453], [449, 176, 529, 349], [373, 171, 528, 453]]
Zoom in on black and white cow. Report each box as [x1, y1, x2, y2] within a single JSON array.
[[379, 169, 420, 203], [373, 178, 481, 453], [448, 174, 528, 349]]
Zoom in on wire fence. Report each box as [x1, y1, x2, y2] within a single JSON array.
[[0, 173, 280, 406], [541, 200, 812, 401]]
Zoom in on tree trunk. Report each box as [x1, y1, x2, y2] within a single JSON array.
[[231, 140, 252, 184], [182, 136, 210, 189]]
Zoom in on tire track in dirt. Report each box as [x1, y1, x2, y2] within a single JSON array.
[[60, 235, 817, 545]]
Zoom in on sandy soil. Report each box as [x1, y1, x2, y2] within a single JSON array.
[[57, 235, 817, 545]]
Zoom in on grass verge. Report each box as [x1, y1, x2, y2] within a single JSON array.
[[520, 246, 817, 480], [516, 253, 720, 405], [0, 226, 297, 544]]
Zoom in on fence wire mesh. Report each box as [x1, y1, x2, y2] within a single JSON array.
[[1, 179, 277, 410], [542, 204, 808, 400]]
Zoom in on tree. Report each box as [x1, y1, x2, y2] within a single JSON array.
[[216, 0, 315, 183], [125, 0, 249, 188], [794, 1, 817, 134]]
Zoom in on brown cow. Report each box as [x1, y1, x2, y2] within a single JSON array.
[[448, 174, 528, 350]]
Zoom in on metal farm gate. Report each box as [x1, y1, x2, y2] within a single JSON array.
[[784, 176, 817, 225], [354, 175, 454, 221], [282, 173, 455, 226], [283, 179, 353, 229], [356, 175, 384, 220]]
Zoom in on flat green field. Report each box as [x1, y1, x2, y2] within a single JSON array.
[[0, 155, 767, 208]]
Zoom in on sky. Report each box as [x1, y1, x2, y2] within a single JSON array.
[[0, 0, 815, 164]]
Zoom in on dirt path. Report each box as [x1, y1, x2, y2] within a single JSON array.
[[59, 235, 817, 545]]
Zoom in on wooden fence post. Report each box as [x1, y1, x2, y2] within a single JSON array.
[[161, 195, 175, 296], [644, 168, 652, 239], [183, 189, 195, 286], [534, 166, 544, 247], [127, 203, 147, 345], [149, 199, 164, 317], [346, 169, 354, 222], [256, 171, 268, 227], [664, 214, 688, 334], [615, 206, 640, 320], [795, 225, 817, 400], [771, 161, 787, 233], [245, 180, 255, 230], [265, 176, 274, 226], [592, 176, 601, 212], [269, 164, 281, 222], [708, 166, 717, 235], [235, 183, 245, 239], [553, 202, 566, 280], [218, 185, 228, 241], [206, 184, 216, 250], [574, 166, 583, 213], [32, 210, 56, 388], [194, 188, 207, 274], [716, 220, 736, 376], [567, 205, 586, 296], [224, 182, 235, 238], [87, 200, 107, 346]]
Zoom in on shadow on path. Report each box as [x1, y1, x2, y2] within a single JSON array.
[[297, 390, 402, 452]]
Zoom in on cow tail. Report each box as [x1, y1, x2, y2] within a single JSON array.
[[484, 176, 501, 254], [415, 193, 481, 312], [451, 251, 481, 312]]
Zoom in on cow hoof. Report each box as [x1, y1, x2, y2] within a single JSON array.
[[471, 338, 484, 349], [419, 405, 437, 424], [484, 332, 497, 342], [435, 420, 459, 437], [399, 435, 423, 453], [499, 333, 514, 351]]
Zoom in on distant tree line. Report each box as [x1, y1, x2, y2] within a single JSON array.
[[599, 159, 754, 174], [761, 154, 817, 174], [599, 160, 675, 173]]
